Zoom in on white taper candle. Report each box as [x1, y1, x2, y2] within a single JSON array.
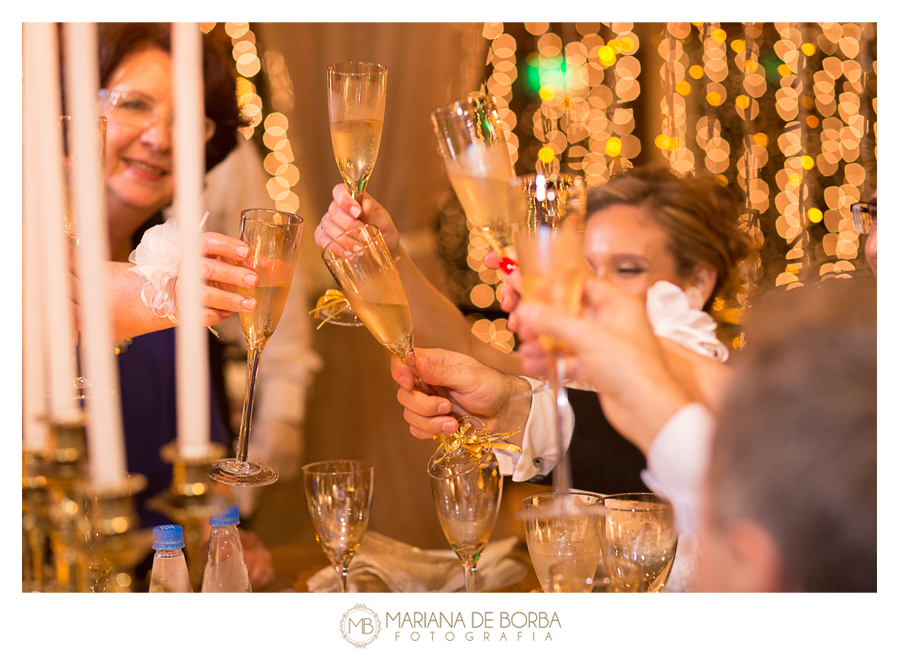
[[172, 23, 211, 458], [22, 24, 51, 453], [26, 23, 81, 425], [63, 23, 128, 488]]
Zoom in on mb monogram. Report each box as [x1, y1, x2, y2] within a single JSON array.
[[340, 604, 382, 648]]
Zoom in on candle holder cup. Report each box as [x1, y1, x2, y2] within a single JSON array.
[[40, 418, 88, 592], [147, 442, 230, 591], [77, 473, 147, 592], [22, 451, 53, 592]]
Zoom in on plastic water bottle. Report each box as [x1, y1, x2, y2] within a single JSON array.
[[149, 525, 192, 593], [201, 505, 251, 592]]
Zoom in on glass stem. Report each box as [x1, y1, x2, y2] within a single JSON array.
[[550, 353, 572, 494], [464, 559, 477, 593], [336, 563, 349, 593], [235, 347, 263, 466]]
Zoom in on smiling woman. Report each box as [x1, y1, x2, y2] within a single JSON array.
[[52, 23, 274, 588], [85, 22, 245, 261]]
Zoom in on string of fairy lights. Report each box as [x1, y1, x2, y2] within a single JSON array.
[[207, 22, 875, 353], [202, 22, 302, 215]]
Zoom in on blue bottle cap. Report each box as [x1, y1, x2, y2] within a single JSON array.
[[152, 524, 185, 550], [209, 504, 240, 527]]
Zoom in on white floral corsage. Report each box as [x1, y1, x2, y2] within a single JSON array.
[[128, 213, 208, 322]]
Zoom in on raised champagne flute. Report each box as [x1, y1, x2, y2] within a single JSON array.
[[508, 173, 588, 495], [429, 450, 503, 592], [322, 224, 490, 475], [321, 224, 421, 374], [431, 94, 518, 274], [327, 61, 388, 202], [522, 492, 603, 593], [599, 493, 679, 592], [303, 460, 374, 593], [209, 209, 303, 487]]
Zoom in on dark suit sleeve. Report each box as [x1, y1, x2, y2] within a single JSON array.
[[528, 388, 650, 495]]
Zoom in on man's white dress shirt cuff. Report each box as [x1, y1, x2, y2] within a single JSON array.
[[495, 377, 574, 482], [641, 402, 714, 537]]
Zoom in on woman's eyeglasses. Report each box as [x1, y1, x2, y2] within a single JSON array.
[[99, 89, 216, 142], [850, 201, 876, 234]]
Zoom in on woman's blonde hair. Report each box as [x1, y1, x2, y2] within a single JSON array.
[[587, 167, 754, 310]]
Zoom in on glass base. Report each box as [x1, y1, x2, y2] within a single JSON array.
[[208, 458, 278, 487]]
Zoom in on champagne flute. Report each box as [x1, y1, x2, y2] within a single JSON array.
[[327, 61, 388, 202], [322, 224, 489, 474], [302, 460, 374, 593], [522, 492, 603, 593], [321, 224, 419, 370], [431, 94, 518, 274], [599, 493, 679, 593], [429, 450, 503, 592], [209, 209, 303, 487], [508, 173, 588, 494]]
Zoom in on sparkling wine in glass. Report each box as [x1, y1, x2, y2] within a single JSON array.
[[508, 173, 588, 494], [209, 209, 303, 487], [322, 224, 429, 384], [429, 450, 503, 592], [522, 492, 603, 593], [431, 94, 517, 273], [600, 493, 679, 593], [302, 460, 374, 593], [327, 61, 388, 201], [322, 224, 487, 474]]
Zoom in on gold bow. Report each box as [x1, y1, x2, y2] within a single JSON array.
[[309, 289, 351, 329], [432, 419, 521, 466]]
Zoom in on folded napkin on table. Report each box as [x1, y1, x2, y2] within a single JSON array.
[[306, 531, 526, 593]]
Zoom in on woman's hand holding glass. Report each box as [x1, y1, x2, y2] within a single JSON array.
[[314, 183, 401, 253], [190, 231, 261, 324]]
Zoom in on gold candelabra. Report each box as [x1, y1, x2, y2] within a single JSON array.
[[147, 442, 229, 591], [22, 417, 148, 592], [78, 473, 147, 592]]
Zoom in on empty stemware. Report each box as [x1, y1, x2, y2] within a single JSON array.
[[302, 459, 374, 593], [429, 449, 503, 592], [522, 491, 602, 593], [599, 492, 679, 593]]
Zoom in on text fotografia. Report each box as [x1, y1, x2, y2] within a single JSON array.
[[386, 611, 561, 642]]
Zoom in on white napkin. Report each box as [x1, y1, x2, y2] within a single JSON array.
[[306, 531, 527, 593], [645, 281, 729, 363]]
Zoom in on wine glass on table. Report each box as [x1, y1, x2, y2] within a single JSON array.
[[429, 450, 503, 592], [522, 491, 602, 593], [302, 460, 374, 593], [508, 173, 588, 495], [599, 493, 679, 592], [209, 209, 303, 487], [431, 94, 518, 275], [327, 61, 388, 202]]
